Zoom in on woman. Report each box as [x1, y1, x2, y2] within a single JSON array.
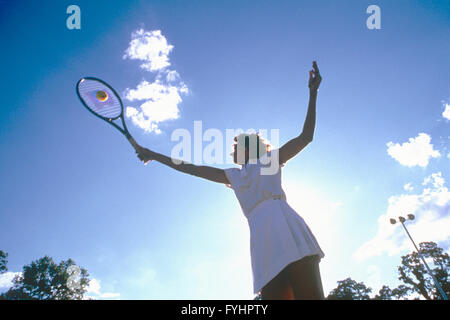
[[134, 61, 324, 300]]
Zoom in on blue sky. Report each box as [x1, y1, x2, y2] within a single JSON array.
[[0, 0, 449, 299]]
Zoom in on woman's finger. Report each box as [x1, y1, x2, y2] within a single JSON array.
[[313, 61, 319, 74]]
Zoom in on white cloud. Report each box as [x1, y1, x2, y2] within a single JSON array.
[[442, 103, 450, 120], [404, 183, 414, 192], [0, 272, 21, 292], [86, 278, 101, 295], [125, 79, 188, 133], [387, 133, 441, 167], [123, 29, 173, 72], [85, 278, 120, 300], [166, 70, 180, 82], [353, 172, 450, 262], [98, 292, 121, 299], [123, 29, 189, 133], [422, 172, 445, 190]]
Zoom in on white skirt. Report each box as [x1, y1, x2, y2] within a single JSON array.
[[246, 198, 325, 294]]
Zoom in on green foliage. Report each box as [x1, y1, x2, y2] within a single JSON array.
[[0, 255, 90, 300], [327, 278, 372, 300], [397, 241, 449, 300], [328, 241, 449, 300], [373, 284, 410, 300], [2, 240, 447, 300], [374, 285, 393, 300]]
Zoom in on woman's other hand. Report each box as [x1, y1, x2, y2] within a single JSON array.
[[308, 61, 322, 91]]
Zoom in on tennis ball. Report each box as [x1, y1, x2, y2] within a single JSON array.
[[96, 90, 108, 102]]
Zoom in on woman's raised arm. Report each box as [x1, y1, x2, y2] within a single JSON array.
[[279, 61, 322, 165]]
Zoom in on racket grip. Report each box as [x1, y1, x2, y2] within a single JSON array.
[[127, 135, 139, 150]]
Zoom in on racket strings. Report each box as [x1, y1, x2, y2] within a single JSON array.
[[78, 79, 122, 119]]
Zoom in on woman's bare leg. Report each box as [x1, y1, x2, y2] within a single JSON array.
[[261, 269, 294, 300], [285, 255, 325, 300]]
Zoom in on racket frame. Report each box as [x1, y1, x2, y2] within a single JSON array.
[[76, 77, 137, 146]]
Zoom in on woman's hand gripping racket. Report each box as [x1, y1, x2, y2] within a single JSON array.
[[76, 77, 142, 153]]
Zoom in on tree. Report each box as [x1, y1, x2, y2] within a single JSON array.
[[327, 278, 372, 300], [0, 250, 7, 274], [374, 241, 449, 300], [397, 241, 449, 300], [0, 255, 90, 300], [374, 285, 393, 300], [374, 284, 411, 300]]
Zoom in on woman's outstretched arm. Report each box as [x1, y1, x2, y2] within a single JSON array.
[[279, 61, 322, 165], [134, 145, 230, 184]]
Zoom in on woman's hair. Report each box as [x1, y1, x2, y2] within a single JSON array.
[[233, 132, 271, 161]]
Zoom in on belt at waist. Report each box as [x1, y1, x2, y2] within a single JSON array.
[[246, 194, 286, 216]]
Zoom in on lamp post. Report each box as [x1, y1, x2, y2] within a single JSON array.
[[390, 214, 448, 300]]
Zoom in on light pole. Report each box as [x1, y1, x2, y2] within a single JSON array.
[[390, 214, 448, 300]]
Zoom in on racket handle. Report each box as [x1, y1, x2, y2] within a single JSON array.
[[127, 135, 139, 150]]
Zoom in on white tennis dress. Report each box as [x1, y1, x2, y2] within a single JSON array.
[[224, 151, 325, 294]]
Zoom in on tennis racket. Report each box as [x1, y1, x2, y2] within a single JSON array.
[[76, 77, 139, 150]]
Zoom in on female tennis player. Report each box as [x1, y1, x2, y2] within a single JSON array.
[[134, 61, 324, 300]]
